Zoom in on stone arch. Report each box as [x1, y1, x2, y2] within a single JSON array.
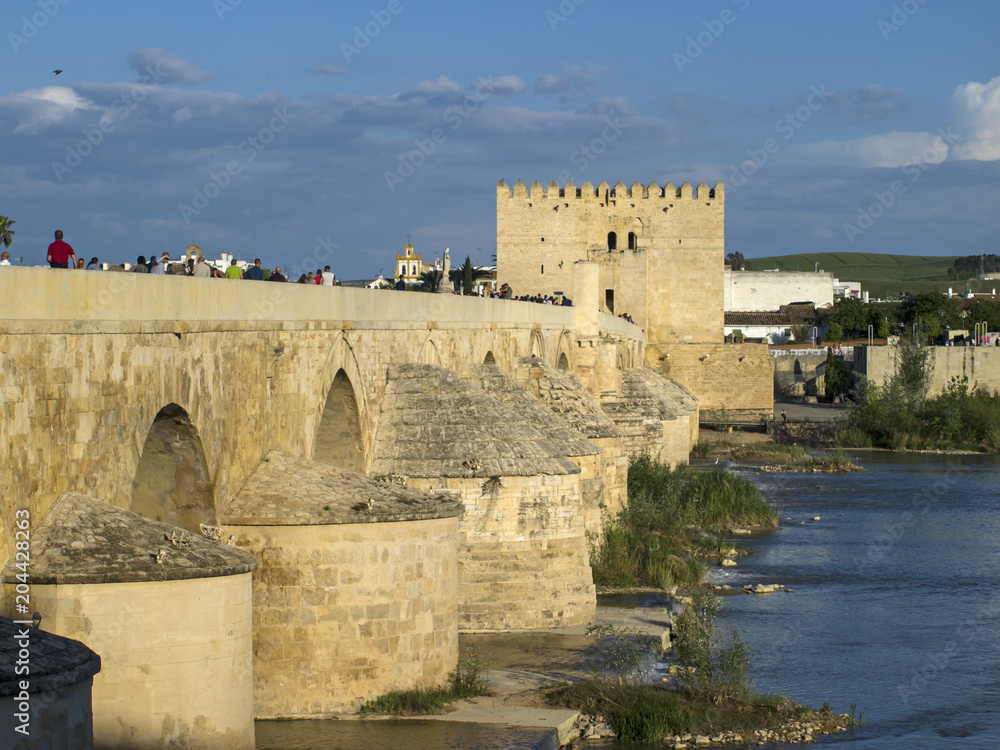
[[419, 336, 443, 366], [314, 334, 371, 470], [483, 351, 497, 365], [617, 343, 632, 370], [315, 368, 365, 473], [529, 329, 546, 360], [131, 403, 215, 532], [554, 330, 573, 370]]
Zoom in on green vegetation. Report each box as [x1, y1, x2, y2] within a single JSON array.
[[674, 589, 753, 701], [548, 588, 848, 743], [690, 441, 714, 458], [825, 351, 855, 401], [590, 456, 777, 588], [822, 293, 1000, 343], [0, 216, 14, 249], [358, 645, 490, 715], [727, 442, 863, 473], [839, 342, 1000, 451]]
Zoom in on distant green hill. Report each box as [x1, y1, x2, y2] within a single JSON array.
[[746, 252, 995, 298]]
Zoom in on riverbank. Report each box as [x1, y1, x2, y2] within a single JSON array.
[[695, 431, 864, 473], [426, 598, 852, 749]]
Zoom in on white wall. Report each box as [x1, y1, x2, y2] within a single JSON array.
[[725, 269, 834, 311]]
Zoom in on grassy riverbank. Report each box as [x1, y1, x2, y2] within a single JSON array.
[[590, 456, 778, 588], [547, 588, 855, 744]]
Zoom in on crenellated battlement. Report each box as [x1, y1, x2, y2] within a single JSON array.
[[498, 179, 724, 202]]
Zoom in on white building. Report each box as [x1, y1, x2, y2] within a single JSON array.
[[724, 269, 835, 311]]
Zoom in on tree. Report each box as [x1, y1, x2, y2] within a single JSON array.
[[461, 256, 474, 296], [450, 256, 493, 295], [725, 251, 752, 271], [0, 216, 14, 249], [900, 292, 961, 341], [824, 350, 854, 402], [825, 322, 843, 342], [418, 268, 443, 293]]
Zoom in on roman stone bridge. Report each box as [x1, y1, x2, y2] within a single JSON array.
[[0, 263, 701, 747]]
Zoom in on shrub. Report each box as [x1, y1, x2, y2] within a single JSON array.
[[674, 589, 755, 701]]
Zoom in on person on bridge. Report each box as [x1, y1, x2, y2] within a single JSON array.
[[0, 251, 11, 265], [46, 230, 77, 269], [225, 259, 243, 279], [193, 256, 212, 278], [269, 266, 287, 282], [244, 258, 265, 281], [321, 265, 335, 286]]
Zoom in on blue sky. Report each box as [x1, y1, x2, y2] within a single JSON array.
[[1, 0, 998, 279]]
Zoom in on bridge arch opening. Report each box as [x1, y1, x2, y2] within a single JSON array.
[[530, 330, 546, 360], [131, 404, 215, 532], [483, 351, 497, 365], [557, 353, 570, 370], [315, 369, 365, 473]]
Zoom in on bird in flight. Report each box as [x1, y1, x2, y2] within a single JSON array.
[[53, 69, 63, 75]]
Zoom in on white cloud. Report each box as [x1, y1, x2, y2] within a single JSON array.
[[534, 64, 609, 103], [797, 131, 949, 168], [950, 75, 1000, 161], [396, 75, 462, 102], [473, 75, 526, 96], [126, 48, 210, 85], [0, 86, 97, 134]]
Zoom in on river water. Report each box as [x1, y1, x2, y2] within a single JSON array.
[[699, 452, 1000, 749], [258, 452, 1000, 749]]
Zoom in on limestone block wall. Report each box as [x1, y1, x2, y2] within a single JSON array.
[[227, 517, 458, 716], [856, 345, 1000, 395], [589, 436, 628, 516], [512, 357, 629, 519], [724, 269, 834, 311], [19, 574, 254, 750], [652, 343, 773, 420], [407, 475, 595, 632]]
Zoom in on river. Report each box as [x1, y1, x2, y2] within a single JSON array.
[[701, 451, 1000, 748]]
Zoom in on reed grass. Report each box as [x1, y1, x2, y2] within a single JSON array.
[[590, 456, 777, 588]]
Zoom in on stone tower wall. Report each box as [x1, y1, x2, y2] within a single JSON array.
[[497, 179, 725, 345]]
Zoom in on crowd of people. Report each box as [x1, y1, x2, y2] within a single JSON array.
[[19, 231, 600, 312]]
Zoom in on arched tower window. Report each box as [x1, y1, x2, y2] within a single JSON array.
[[607, 232, 617, 250], [628, 232, 637, 250]]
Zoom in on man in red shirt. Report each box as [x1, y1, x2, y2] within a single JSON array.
[[47, 230, 77, 268]]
